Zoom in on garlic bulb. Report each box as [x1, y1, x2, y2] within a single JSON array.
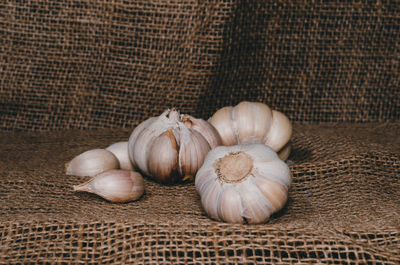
[[66, 149, 120, 177], [73, 170, 144, 202], [209, 101, 292, 159], [128, 109, 222, 184], [106, 141, 134, 170], [195, 144, 291, 224]]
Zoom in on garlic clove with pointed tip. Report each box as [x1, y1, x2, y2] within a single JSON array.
[[147, 129, 180, 184], [106, 141, 134, 170], [66, 149, 120, 177], [182, 115, 222, 149], [73, 169, 144, 202]]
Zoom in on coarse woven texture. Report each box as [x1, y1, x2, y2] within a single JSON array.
[[0, 123, 399, 264], [1, 0, 400, 131], [1, 0, 399, 264]]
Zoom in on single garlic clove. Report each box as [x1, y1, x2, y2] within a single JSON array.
[[182, 115, 222, 148], [128, 117, 156, 168], [178, 128, 211, 179], [254, 176, 288, 212], [208, 106, 236, 146], [235, 101, 272, 144], [200, 180, 222, 221], [131, 127, 158, 176], [217, 185, 244, 224], [147, 129, 179, 184], [264, 110, 292, 152], [237, 178, 273, 224], [252, 159, 291, 188], [106, 141, 134, 170], [73, 169, 144, 202], [65, 149, 120, 177]]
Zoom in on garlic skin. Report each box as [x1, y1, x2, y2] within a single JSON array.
[[128, 109, 222, 184], [66, 149, 120, 177], [209, 101, 292, 158], [73, 169, 144, 202], [195, 144, 291, 224], [106, 142, 134, 170]]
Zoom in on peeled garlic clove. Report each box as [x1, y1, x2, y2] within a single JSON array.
[[66, 149, 120, 177], [73, 169, 144, 202], [106, 141, 134, 170]]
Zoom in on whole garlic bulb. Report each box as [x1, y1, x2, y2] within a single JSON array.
[[195, 144, 291, 224], [128, 109, 222, 184], [73, 169, 144, 202], [209, 101, 292, 160]]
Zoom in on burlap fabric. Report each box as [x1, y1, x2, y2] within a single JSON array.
[[0, 0, 399, 264]]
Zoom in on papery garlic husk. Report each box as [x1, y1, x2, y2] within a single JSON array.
[[209, 101, 292, 159], [73, 169, 144, 202], [66, 149, 120, 177], [128, 109, 222, 184], [195, 144, 291, 224], [106, 141, 134, 170]]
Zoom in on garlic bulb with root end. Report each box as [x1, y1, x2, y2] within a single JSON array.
[[209, 101, 292, 158], [73, 170, 144, 202], [128, 109, 222, 184], [66, 149, 120, 177], [195, 144, 291, 224], [106, 141, 134, 170]]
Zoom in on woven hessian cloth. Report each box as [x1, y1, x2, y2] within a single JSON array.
[[0, 0, 399, 264]]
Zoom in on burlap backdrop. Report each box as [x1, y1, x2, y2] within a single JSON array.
[[0, 1, 399, 264]]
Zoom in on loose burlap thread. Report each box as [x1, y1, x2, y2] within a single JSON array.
[[0, 0, 399, 263]]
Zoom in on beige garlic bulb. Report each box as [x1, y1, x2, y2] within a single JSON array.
[[73, 169, 144, 202], [209, 101, 292, 160], [106, 141, 134, 170], [65, 149, 120, 177], [128, 109, 222, 184], [195, 144, 291, 224]]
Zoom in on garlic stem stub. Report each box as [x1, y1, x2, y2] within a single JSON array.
[[73, 169, 144, 202], [209, 101, 292, 159], [65, 149, 120, 177], [128, 109, 222, 184], [195, 144, 291, 224]]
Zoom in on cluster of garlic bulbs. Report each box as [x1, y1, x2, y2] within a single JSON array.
[[209, 101, 292, 160], [66, 101, 293, 224], [195, 144, 291, 224], [127, 109, 221, 184]]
